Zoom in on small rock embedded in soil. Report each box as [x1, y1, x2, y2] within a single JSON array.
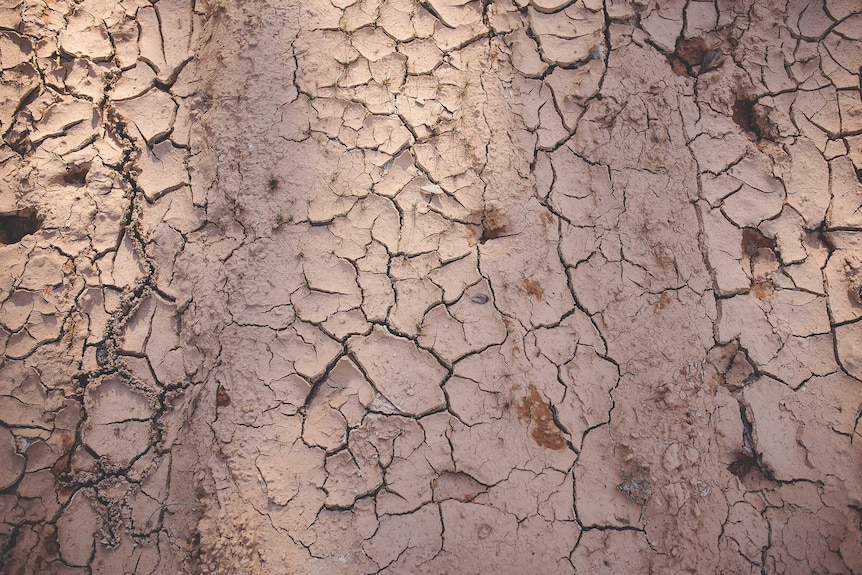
[[617, 478, 653, 504], [470, 293, 489, 304]]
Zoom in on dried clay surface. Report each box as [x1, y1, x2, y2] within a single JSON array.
[[1, 0, 861, 573]]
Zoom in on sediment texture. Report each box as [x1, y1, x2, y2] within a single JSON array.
[[1, 0, 861, 573]]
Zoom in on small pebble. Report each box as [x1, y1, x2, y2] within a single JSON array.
[[699, 48, 724, 74], [471, 293, 489, 304], [96, 344, 109, 366]]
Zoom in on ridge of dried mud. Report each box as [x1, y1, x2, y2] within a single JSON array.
[[1, 0, 861, 573]]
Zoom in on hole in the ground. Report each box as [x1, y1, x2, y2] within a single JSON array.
[[727, 451, 757, 478], [732, 98, 777, 141], [741, 227, 777, 300], [668, 37, 709, 77], [63, 162, 91, 185], [732, 99, 758, 137], [0, 208, 42, 244], [479, 206, 510, 243], [855, 168, 862, 184], [741, 227, 775, 258]]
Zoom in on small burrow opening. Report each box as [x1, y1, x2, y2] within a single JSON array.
[[727, 451, 757, 478], [481, 224, 509, 243], [741, 227, 775, 259], [0, 208, 42, 245], [216, 385, 232, 407], [478, 206, 510, 243], [95, 344, 109, 366], [742, 227, 777, 299], [732, 99, 755, 132], [855, 168, 862, 184], [732, 99, 777, 141], [668, 37, 709, 77], [63, 162, 91, 185]]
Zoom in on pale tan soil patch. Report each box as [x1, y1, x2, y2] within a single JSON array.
[[1, 0, 862, 574]]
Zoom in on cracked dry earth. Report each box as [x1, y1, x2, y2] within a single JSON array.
[[2, 0, 862, 573]]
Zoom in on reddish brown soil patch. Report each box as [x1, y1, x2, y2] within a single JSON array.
[[517, 384, 566, 450], [523, 278, 544, 300]]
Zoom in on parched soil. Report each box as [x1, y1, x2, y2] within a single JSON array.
[[1, 0, 862, 573]]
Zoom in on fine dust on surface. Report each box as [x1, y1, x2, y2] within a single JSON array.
[[1, 0, 861, 573]]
